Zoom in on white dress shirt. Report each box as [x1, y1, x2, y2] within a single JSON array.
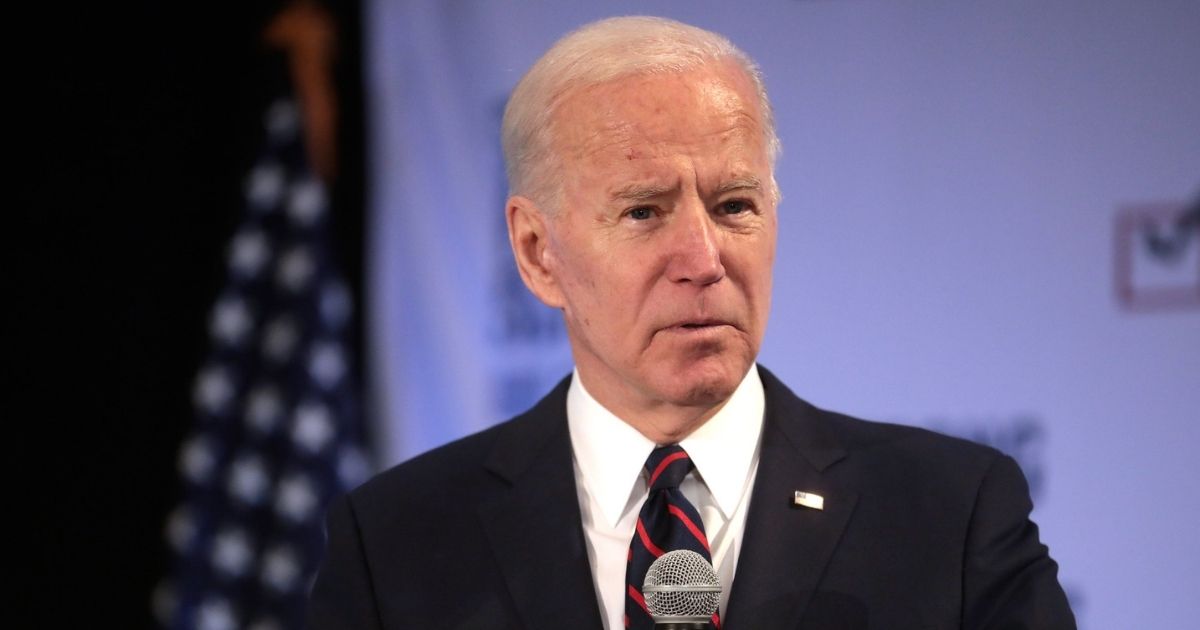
[[567, 367, 765, 630]]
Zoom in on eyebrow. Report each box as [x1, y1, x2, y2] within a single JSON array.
[[714, 175, 764, 195], [609, 182, 675, 202], [607, 175, 765, 202]]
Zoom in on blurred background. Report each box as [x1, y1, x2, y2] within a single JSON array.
[[23, 1, 1197, 628]]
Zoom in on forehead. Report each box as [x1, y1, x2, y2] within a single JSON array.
[[550, 62, 768, 176]]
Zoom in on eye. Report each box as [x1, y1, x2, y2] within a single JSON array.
[[718, 200, 751, 215], [627, 206, 655, 221]]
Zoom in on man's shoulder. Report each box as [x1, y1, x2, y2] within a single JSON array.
[[345, 375, 572, 520], [823, 407, 1004, 472], [353, 417, 507, 503], [759, 365, 1006, 476], [827, 405, 997, 455]]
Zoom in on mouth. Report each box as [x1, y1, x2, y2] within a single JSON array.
[[669, 319, 733, 331], [680, 320, 723, 328]]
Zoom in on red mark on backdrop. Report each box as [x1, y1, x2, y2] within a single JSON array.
[[1114, 201, 1200, 311]]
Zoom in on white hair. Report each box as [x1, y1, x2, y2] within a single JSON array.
[[501, 16, 781, 210]]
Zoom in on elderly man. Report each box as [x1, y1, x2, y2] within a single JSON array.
[[307, 16, 1074, 630]]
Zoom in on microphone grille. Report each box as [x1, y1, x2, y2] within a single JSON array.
[[642, 549, 721, 620]]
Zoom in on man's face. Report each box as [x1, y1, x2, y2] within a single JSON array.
[[536, 61, 777, 419]]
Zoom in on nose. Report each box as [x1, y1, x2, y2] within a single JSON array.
[[666, 201, 725, 286]]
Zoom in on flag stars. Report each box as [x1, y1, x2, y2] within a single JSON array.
[[287, 178, 327, 226], [246, 163, 285, 210], [166, 507, 196, 552], [266, 100, 299, 140], [151, 581, 177, 625], [277, 246, 315, 292], [211, 527, 254, 578], [227, 454, 271, 506], [320, 281, 352, 329], [262, 317, 299, 363], [196, 597, 238, 630], [211, 297, 254, 346], [292, 402, 334, 453], [180, 436, 218, 484], [338, 445, 370, 488], [260, 545, 301, 592], [228, 230, 271, 277], [308, 342, 346, 389], [193, 366, 235, 414], [275, 473, 319, 522], [163, 97, 365, 628], [244, 385, 283, 434]]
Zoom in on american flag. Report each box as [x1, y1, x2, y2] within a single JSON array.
[[154, 97, 369, 630]]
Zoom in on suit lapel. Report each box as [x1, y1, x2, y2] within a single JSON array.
[[723, 368, 858, 630], [478, 378, 605, 630], [473, 368, 855, 630]]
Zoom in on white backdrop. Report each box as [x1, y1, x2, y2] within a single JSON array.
[[365, 2, 1200, 628]]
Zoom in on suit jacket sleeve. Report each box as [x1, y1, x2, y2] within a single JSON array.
[[962, 454, 1075, 629], [306, 493, 384, 630]]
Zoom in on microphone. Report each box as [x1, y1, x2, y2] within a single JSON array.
[[642, 549, 722, 629]]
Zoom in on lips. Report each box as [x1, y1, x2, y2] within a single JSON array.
[[679, 320, 726, 328], [666, 318, 735, 330]]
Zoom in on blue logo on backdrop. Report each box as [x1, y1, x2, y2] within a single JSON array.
[[914, 414, 1048, 501]]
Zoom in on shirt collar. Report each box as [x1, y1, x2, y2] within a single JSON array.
[[567, 366, 765, 528]]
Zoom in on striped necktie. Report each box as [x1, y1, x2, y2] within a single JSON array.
[[625, 445, 718, 629]]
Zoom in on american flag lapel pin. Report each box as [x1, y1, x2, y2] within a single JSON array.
[[793, 491, 825, 510]]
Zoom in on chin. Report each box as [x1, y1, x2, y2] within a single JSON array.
[[674, 384, 735, 408], [653, 358, 746, 407]]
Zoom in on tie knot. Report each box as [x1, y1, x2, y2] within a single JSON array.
[[644, 445, 693, 491]]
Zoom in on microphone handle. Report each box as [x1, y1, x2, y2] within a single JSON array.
[[654, 623, 709, 630]]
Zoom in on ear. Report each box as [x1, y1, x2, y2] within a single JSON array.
[[506, 195, 566, 308]]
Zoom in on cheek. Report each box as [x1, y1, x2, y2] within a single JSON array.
[[758, 253, 776, 309], [554, 249, 602, 297], [555, 232, 625, 296], [727, 239, 776, 317], [760, 244, 776, 292], [547, 240, 616, 322]]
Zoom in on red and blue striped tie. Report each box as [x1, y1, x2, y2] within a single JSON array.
[[625, 445, 718, 629]]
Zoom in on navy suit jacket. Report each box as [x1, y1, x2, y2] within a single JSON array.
[[306, 366, 1075, 629]]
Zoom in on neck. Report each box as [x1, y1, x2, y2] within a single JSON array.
[[630, 400, 731, 444]]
